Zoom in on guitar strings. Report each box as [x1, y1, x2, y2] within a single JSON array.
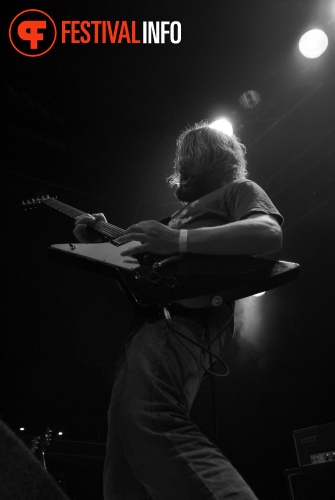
[[94, 220, 125, 239]]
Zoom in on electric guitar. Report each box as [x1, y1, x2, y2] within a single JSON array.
[[23, 195, 300, 306]]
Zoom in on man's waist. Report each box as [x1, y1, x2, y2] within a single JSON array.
[[174, 294, 228, 309]]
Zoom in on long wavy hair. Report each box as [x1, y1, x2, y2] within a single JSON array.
[[167, 120, 248, 188]]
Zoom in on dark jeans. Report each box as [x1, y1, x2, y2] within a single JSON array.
[[103, 303, 259, 500]]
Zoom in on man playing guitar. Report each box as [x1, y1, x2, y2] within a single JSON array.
[[74, 121, 283, 500]]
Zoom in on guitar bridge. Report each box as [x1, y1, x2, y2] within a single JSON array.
[[133, 255, 183, 286], [152, 254, 183, 270]]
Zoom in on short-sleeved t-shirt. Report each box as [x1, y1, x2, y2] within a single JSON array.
[[167, 178, 283, 230]]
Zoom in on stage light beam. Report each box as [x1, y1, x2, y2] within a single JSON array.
[[299, 29, 328, 58]]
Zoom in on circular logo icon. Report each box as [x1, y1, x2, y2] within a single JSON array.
[[9, 9, 57, 57]]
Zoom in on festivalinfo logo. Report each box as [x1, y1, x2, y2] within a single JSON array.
[[9, 9, 182, 57]]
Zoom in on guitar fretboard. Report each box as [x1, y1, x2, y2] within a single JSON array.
[[42, 197, 125, 241]]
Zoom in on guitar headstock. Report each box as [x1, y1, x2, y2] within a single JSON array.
[[22, 195, 55, 210]]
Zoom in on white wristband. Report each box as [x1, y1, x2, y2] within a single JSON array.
[[179, 229, 188, 253]]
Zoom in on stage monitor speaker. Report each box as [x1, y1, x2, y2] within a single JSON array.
[[285, 462, 335, 500], [293, 422, 335, 466]]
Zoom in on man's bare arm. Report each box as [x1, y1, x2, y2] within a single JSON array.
[[117, 214, 282, 257]]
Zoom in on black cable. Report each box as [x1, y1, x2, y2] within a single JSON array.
[[165, 312, 234, 377]]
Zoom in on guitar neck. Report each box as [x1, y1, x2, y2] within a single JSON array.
[[41, 197, 125, 241]]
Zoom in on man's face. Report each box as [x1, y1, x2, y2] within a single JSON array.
[[175, 167, 224, 203], [175, 173, 209, 202]]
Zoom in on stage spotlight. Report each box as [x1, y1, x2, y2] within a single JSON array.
[[210, 118, 233, 136], [299, 29, 328, 58], [239, 90, 261, 109]]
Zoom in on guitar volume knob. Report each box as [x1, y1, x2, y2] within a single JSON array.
[[211, 295, 223, 307]]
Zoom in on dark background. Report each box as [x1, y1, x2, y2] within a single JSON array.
[[2, 1, 335, 499]]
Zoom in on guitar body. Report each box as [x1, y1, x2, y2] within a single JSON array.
[[50, 242, 299, 306], [23, 195, 300, 306], [51, 241, 142, 271], [119, 254, 299, 305]]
